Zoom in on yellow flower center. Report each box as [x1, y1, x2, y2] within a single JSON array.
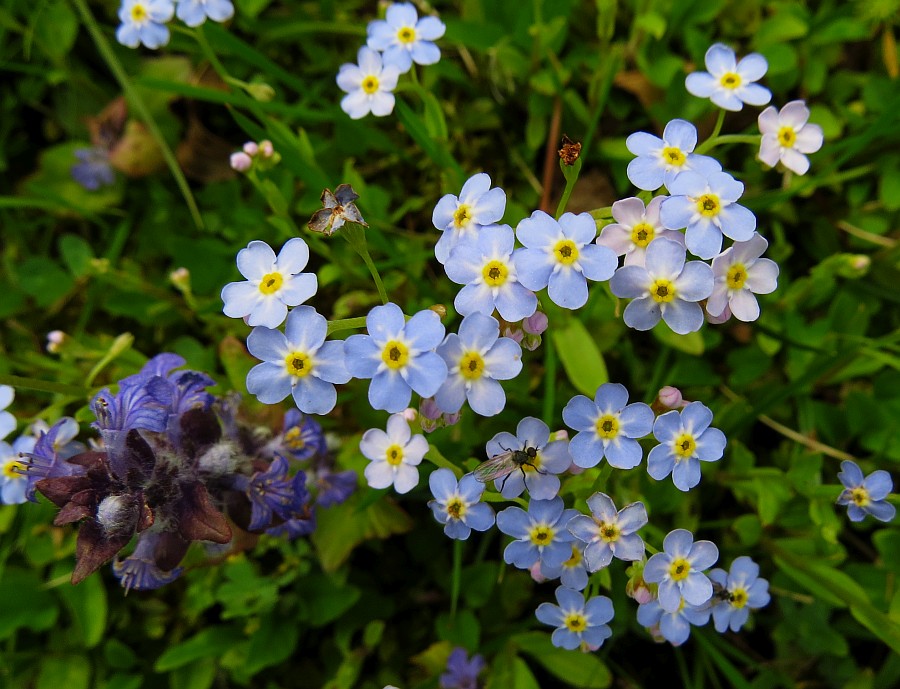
[[720, 72, 742, 89], [284, 427, 306, 450], [598, 521, 620, 543], [381, 340, 410, 370], [563, 545, 582, 568], [777, 126, 796, 147], [361, 76, 380, 95], [563, 612, 587, 633], [661, 146, 686, 167], [595, 414, 620, 440], [459, 351, 485, 381], [446, 497, 465, 519], [2, 459, 25, 480], [130, 3, 148, 22], [849, 487, 870, 507], [673, 433, 696, 459], [553, 239, 579, 265], [696, 193, 721, 218], [385, 444, 404, 466], [397, 26, 416, 44], [726, 263, 748, 290], [650, 278, 676, 303], [669, 557, 691, 581], [521, 452, 542, 473], [453, 204, 473, 228], [259, 271, 283, 295], [482, 260, 509, 287], [284, 351, 313, 378], [631, 222, 655, 247], [530, 525, 554, 546], [731, 588, 748, 609]]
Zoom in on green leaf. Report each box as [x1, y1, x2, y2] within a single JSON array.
[[59, 234, 95, 277], [37, 655, 91, 689], [169, 659, 217, 689], [57, 571, 107, 648], [0, 568, 59, 640], [513, 631, 611, 688], [32, 0, 79, 60], [303, 575, 362, 627], [551, 318, 608, 396], [244, 614, 300, 675], [435, 609, 480, 648], [101, 674, 143, 689], [154, 627, 244, 672], [652, 325, 705, 355], [18, 257, 74, 307]]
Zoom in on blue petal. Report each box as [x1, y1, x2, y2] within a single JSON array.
[[623, 298, 662, 331], [458, 312, 499, 351], [429, 468, 458, 500], [246, 363, 291, 404], [681, 572, 714, 606], [285, 306, 327, 352], [661, 299, 704, 335], [612, 532, 645, 561], [368, 370, 412, 412], [605, 438, 642, 470], [867, 500, 897, 522], [863, 470, 894, 501], [663, 529, 694, 558], [562, 395, 598, 431], [569, 433, 604, 468], [291, 376, 337, 415], [405, 309, 445, 350], [516, 210, 560, 248], [403, 352, 448, 397], [609, 265, 650, 299], [663, 119, 698, 151], [672, 457, 701, 491], [680, 401, 713, 434], [517, 417, 551, 448], [366, 302, 405, 341], [536, 602, 565, 626], [512, 248, 553, 291], [838, 460, 864, 488], [495, 282, 538, 322], [548, 267, 588, 309], [660, 610, 691, 645], [695, 427, 726, 462], [718, 203, 757, 242], [584, 595, 614, 625], [550, 628, 582, 650], [343, 335, 380, 378], [659, 196, 695, 231], [619, 402, 654, 437], [626, 131, 664, 157], [466, 378, 506, 417], [454, 283, 496, 317], [465, 502, 495, 531], [247, 327, 288, 362], [579, 244, 618, 281], [496, 506, 531, 538], [627, 156, 665, 191]]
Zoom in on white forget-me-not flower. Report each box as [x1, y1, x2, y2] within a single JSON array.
[[661, 170, 756, 259], [562, 383, 655, 470], [0, 386, 14, 441], [360, 413, 428, 494], [344, 303, 448, 413], [685, 43, 771, 112], [644, 528, 718, 612], [609, 238, 713, 335], [116, 0, 175, 49], [445, 224, 538, 322], [536, 586, 614, 650], [221, 238, 317, 329], [432, 173, 507, 264], [337, 47, 401, 120], [568, 492, 648, 572], [758, 100, 824, 175], [647, 401, 726, 492], [514, 211, 617, 310], [596, 197, 685, 267], [366, 2, 446, 74], [707, 232, 779, 322], [428, 469, 495, 540], [434, 313, 522, 417], [246, 306, 351, 415], [837, 460, 896, 523], [625, 119, 722, 192], [175, 0, 234, 27]]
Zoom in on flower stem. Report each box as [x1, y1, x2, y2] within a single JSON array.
[[450, 538, 463, 619], [326, 316, 369, 335], [694, 109, 727, 155], [696, 133, 761, 153], [341, 223, 389, 305], [554, 157, 583, 219], [0, 374, 89, 397]]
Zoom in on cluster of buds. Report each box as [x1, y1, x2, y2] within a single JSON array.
[[230, 140, 279, 173], [501, 311, 549, 352]]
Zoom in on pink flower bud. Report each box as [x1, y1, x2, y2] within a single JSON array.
[[550, 429, 569, 442], [418, 397, 442, 421], [46, 330, 67, 353], [529, 561, 547, 583], [442, 411, 461, 428], [242, 141, 259, 156], [230, 152, 253, 172], [502, 325, 524, 344], [259, 140, 274, 158], [401, 408, 417, 423], [523, 311, 548, 335], [657, 386, 684, 409]]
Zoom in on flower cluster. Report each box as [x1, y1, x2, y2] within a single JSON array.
[[116, 0, 235, 50], [1, 355, 353, 590], [230, 140, 279, 173], [337, 3, 446, 119]]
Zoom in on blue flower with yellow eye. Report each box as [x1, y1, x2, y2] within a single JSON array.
[[685, 43, 771, 112], [432, 173, 506, 264], [176, 0, 234, 27], [625, 119, 721, 192], [637, 597, 710, 646], [116, 0, 175, 49], [647, 401, 726, 491], [428, 469, 495, 540], [345, 303, 447, 413], [497, 497, 579, 570], [536, 586, 614, 650], [643, 528, 718, 612], [709, 556, 770, 633], [837, 460, 896, 523], [366, 2, 446, 74]]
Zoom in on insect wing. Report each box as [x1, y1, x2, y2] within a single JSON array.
[[473, 451, 519, 483]]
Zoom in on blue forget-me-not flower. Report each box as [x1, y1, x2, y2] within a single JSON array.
[[837, 460, 896, 523], [643, 528, 719, 612], [434, 313, 522, 417], [360, 413, 428, 494], [497, 496, 579, 570], [440, 647, 485, 689], [637, 597, 710, 646], [707, 232, 779, 322], [176, 0, 234, 27], [72, 148, 115, 191], [366, 2, 446, 74], [0, 436, 36, 505], [0, 386, 14, 440], [246, 306, 351, 415], [514, 211, 617, 310], [685, 43, 772, 112], [428, 468, 495, 540], [625, 119, 721, 192], [609, 238, 713, 334], [708, 556, 771, 633], [444, 224, 538, 322], [596, 196, 685, 268], [221, 238, 318, 329], [536, 586, 614, 650], [337, 47, 401, 120], [485, 417, 571, 500], [116, 0, 175, 49], [562, 383, 654, 470], [758, 100, 824, 176], [345, 303, 448, 413], [540, 541, 590, 591], [647, 401, 726, 491], [661, 170, 756, 259], [433, 172, 507, 264], [567, 492, 648, 572]]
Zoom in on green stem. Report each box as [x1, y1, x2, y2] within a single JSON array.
[[542, 331, 558, 425], [326, 316, 369, 335], [342, 224, 389, 305], [450, 539, 463, 619], [70, 0, 204, 230], [694, 109, 727, 155], [697, 133, 760, 153], [554, 158, 581, 219], [0, 374, 89, 397]]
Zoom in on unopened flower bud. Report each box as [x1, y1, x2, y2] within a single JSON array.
[[529, 561, 548, 583], [258, 140, 274, 158], [419, 397, 442, 421], [442, 410, 461, 428], [501, 325, 524, 344], [247, 82, 276, 102], [401, 407, 417, 423], [46, 330, 68, 353], [242, 141, 259, 156], [523, 311, 549, 335], [658, 386, 683, 409], [230, 152, 253, 172], [550, 429, 569, 442], [169, 267, 191, 292], [428, 304, 447, 319]]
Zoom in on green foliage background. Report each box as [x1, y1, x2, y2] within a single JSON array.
[[2, 0, 900, 687]]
